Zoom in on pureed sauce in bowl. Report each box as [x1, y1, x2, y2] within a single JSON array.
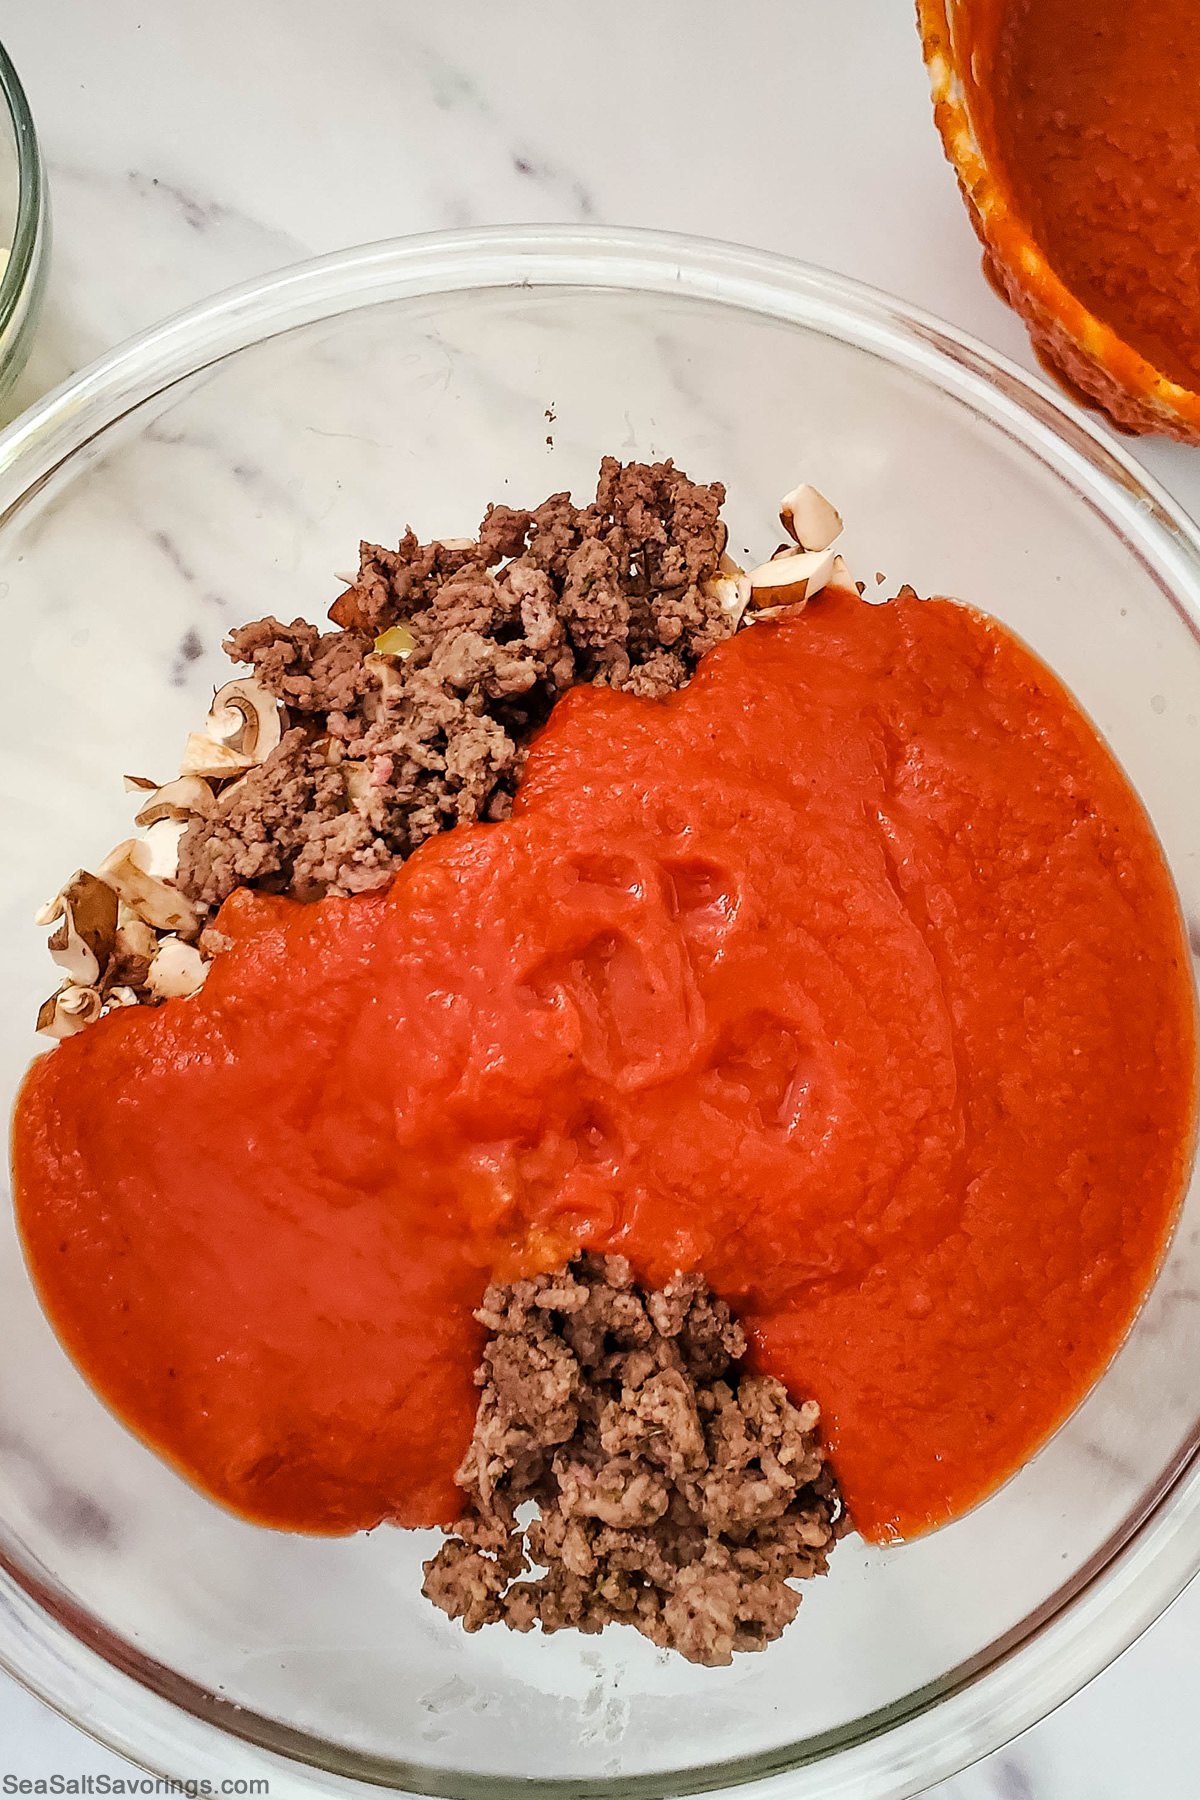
[[989, 0, 1200, 395], [924, 0, 1200, 436], [12, 586, 1197, 1546]]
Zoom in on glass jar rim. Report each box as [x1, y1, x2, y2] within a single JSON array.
[[0, 38, 46, 371]]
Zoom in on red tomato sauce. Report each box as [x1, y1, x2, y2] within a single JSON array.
[[990, 0, 1200, 391], [11, 591, 1197, 1543]]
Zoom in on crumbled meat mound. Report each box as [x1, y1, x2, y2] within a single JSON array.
[[176, 458, 735, 907], [421, 1255, 844, 1667]]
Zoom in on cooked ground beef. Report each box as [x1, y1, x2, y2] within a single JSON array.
[[422, 1255, 843, 1667], [176, 458, 736, 908]]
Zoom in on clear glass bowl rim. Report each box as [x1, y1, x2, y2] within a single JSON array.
[[1, 223, 1199, 1800], [0, 37, 47, 389]]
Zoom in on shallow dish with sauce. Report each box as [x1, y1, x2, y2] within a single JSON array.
[[0, 226, 1198, 1800], [919, 0, 1200, 441]]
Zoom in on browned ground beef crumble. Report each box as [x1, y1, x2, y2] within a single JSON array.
[[176, 457, 735, 910], [422, 1255, 843, 1667]]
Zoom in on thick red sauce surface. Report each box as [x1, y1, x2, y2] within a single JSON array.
[[992, 0, 1200, 391], [12, 592, 1197, 1543]]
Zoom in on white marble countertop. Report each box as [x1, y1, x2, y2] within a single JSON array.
[[2, 2, 1199, 1796]]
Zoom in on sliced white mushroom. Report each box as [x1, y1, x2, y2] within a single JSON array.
[[180, 732, 255, 780], [37, 984, 103, 1040], [146, 936, 210, 1001], [206, 678, 284, 763], [123, 774, 159, 794], [48, 917, 99, 986], [98, 840, 200, 936], [311, 733, 345, 767], [59, 985, 102, 1018], [35, 993, 62, 1038], [38, 871, 119, 987], [779, 484, 843, 553], [115, 913, 159, 965], [137, 817, 189, 881], [701, 551, 753, 627], [210, 769, 252, 806], [105, 986, 141, 1009], [829, 553, 857, 593], [363, 652, 406, 702], [745, 546, 837, 611], [342, 763, 373, 808], [133, 774, 217, 828]]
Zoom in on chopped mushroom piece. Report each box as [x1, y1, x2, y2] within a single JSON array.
[[745, 547, 836, 611], [207, 678, 285, 763], [363, 652, 406, 704], [830, 554, 857, 594], [779, 483, 843, 553], [56, 986, 103, 1022], [179, 733, 256, 780], [133, 775, 218, 828], [114, 912, 159, 964], [138, 818, 188, 881], [36, 984, 104, 1040], [37, 872, 119, 988], [701, 553, 752, 627], [98, 840, 201, 937], [48, 917, 100, 987], [145, 936, 209, 1000], [341, 763, 374, 808]]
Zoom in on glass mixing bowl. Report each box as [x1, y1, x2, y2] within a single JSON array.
[[0, 38, 47, 404], [0, 226, 1198, 1800]]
